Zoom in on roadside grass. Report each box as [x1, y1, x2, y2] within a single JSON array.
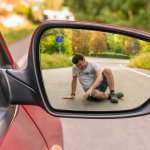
[[2, 24, 37, 44], [41, 53, 73, 69], [128, 52, 150, 70]]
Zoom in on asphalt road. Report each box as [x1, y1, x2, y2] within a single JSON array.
[[8, 35, 150, 150], [8, 34, 32, 69]]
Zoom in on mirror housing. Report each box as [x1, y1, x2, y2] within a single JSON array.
[[1, 21, 150, 118]]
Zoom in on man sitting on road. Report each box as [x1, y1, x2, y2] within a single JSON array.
[[64, 53, 123, 103]]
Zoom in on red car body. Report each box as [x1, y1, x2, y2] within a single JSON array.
[[0, 32, 63, 150]]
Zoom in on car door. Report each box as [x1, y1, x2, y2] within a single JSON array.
[[0, 32, 63, 150]]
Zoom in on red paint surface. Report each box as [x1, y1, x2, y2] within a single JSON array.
[[0, 106, 48, 150], [0, 106, 63, 150], [23, 105, 63, 149], [0, 32, 63, 150]]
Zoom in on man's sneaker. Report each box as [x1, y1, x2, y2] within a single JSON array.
[[116, 92, 124, 99], [109, 93, 118, 103]]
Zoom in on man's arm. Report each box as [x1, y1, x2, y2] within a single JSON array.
[[71, 76, 77, 96], [84, 70, 102, 99], [63, 76, 77, 99]]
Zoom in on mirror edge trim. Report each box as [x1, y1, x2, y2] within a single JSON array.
[[31, 20, 150, 118]]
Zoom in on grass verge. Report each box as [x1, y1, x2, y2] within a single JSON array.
[[128, 53, 150, 70], [41, 53, 73, 69], [2, 24, 37, 44]]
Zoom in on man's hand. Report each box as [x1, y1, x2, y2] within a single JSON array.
[[63, 95, 75, 100], [84, 88, 93, 100]]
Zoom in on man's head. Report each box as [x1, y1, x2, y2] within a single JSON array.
[[72, 53, 87, 70]]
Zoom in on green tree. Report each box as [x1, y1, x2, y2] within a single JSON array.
[[40, 29, 73, 55], [72, 30, 91, 55], [89, 31, 107, 53], [106, 33, 126, 54], [138, 40, 150, 53]]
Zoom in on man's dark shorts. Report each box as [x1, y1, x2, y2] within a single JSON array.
[[88, 72, 108, 101]]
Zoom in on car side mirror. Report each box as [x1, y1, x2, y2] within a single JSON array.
[[1, 21, 150, 118]]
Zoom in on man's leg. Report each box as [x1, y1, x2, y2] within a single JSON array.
[[103, 68, 118, 103], [103, 68, 114, 91], [90, 89, 109, 101]]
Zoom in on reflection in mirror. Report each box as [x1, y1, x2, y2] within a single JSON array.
[[40, 28, 150, 111]]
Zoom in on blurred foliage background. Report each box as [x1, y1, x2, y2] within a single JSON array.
[[63, 0, 150, 32], [1, 0, 150, 42], [0, 0, 64, 44]]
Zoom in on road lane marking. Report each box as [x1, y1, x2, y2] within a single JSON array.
[[119, 64, 150, 79]]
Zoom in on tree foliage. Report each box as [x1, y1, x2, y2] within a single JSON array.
[[40, 29, 150, 57], [72, 30, 91, 55], [106, 33, 126, 53], [64, 0, 150, 31], [40, 29, 73, 55], [89, 32, 107, 53]]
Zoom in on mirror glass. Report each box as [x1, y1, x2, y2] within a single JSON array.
[[40, 28, 150, 111]]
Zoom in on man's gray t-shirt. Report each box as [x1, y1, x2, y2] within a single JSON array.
[[72, 62, 100, 91]]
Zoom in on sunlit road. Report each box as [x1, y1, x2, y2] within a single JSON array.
[[8, 34, 32, 69], [8, 35, 150, 150]]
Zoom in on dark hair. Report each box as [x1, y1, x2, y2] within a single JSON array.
[[72, 53, 84, 64]]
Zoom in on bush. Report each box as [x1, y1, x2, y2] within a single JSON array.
[[41, 53, 73, 69], [89, 52, 130, 59], [40, 30, 73, 55], [128, 52, 150, 70]]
